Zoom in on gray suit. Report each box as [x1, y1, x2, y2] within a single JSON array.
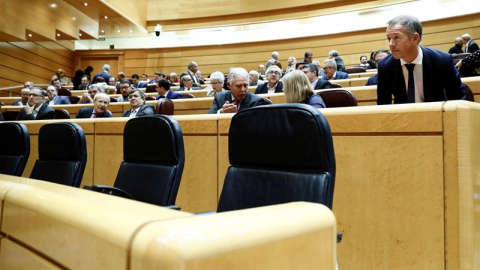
[[122, 104, 155, 117], [208, 91, 267, 114]]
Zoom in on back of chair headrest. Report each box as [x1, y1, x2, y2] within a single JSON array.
[[317, 89, 358, 108], [0, 122, 30, 156], [38, 122, 85, 161], [124, 115, 184, 164], [229, 104, 334, 171]]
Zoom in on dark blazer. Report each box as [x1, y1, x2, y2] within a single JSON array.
[[76, 107, 113, 118], [377, 46, 465, 105], [254, 82, 283, 94], [177, 86, 202, 91], [156, 91, 183, 100], [448, 45, 463, 54], [313, 80, 332, 90], [0, 112, 3, 121], [335, 57, 346, 72], [365, 74, 378, 86], [12, 99, 24, 106], [466, 40, 479, 53], [122, 104, 155, 117], [208, 91, 267, 114], [93, 71, 110, 83], [304, 94, 326, 108], [45, 96, 71, 106], [77, 83, 90, 90], [17, 104, 55, 120], [324, 71, 349, 81], [137, 82, 148, 88]]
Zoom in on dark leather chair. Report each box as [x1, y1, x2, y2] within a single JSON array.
[[1, 111, 20, 121], [0, 122, 30, 176], [317, 89, 358, 108], [330, 83, 343, 88], [217, 104, 336, 212], [463, 83, 475, 102], [345, 67, 367, 73], [263, 98, 273, 105], [86, 115, 185, 207], [57, 88, 72, 96], [69, 96, 80, 104], [179, 93, 195, 98], [145, 96, 155, 101], [146, 84, 157, 93], [110, 97, 118, 103], [155, 98, 174, 115], [30, 122, 87, 187], [54, 109, 71, 119]]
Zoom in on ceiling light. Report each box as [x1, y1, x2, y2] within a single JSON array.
[[117, 29, 121, 33], [101, 30, 105, 33], [56, 33, 60, 37], [104, 15, 108, 19], [129, 29, 133, 33], [50, 3, 57, 8], [28, 34, 33, 37], [72, 17, 76, 20], [83, 2, 88, 6], [79, 33, 82, 37]]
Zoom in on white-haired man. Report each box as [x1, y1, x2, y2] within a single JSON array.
[[462, 33, 479, 53], [76, 93, 112, 118], [254, 65, 283, 94], [93, 64, 111, 83], [266, 51, 282, 69]]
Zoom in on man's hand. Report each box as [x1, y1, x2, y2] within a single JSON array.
[[221, 101, 238, 113], [25, 103, 34, 115]]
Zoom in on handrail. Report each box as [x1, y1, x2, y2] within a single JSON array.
[[0, 84, 51, 97]]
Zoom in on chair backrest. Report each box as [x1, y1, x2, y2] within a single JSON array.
[[54, 109, 71, 119], [0, 122, 30, 176], [30, 122, 87, 187], [110, 97, 117, 103], [179, 93, 195, 98], [57, 88, 72, 96], [69, 96, 80, 104], [146, 84, 157, 93], [317, 89, 358, 108], [113, 115, 185, 206], [345, 67, 367, 73], [217, 104, 336, 212], [330, 83, 343, 88], [262, 98, 273, 105], [1, 111, 20, 121], [145, 96, 155, 100], [155, 98, 174, 115], [463, 83, 475, 102]]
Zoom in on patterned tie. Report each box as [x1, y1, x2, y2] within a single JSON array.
[[405, 64, 416, 103]]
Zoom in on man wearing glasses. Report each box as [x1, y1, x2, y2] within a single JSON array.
[[322, 59, 349, 80], [17, 88, 55, 120], [122, 90, 155, 117], [254, 65, 283, 94], [117, 79, 132, 102]]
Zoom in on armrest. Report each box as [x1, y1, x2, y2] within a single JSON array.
[[84, 184, 136, 200]]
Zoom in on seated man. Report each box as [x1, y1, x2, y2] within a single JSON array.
[[178, 76, 202, 91], [117, 79, 131, 102], [131, 74, 147, 88], [122, 90, 155, 117], [52, 78, 70, 95], [76, 93, 112, 118], [358, 55, 370, 68], [302, 64, 332, 90], [45, 85, 71, 105], [156, 79, 182, 100], [17, 88, 55, 120], [77, 75, 90, 90], [78, 84, 103, 104], [168, 73, 178, 86], [366, 50, 390, 86], [13, 88, 30, 106], [255, 65, 283, 94], [322, 59, 350, 80], [208, 67, 268, 114], [248, 70, 263, 86], [149, 72, 165, 84]]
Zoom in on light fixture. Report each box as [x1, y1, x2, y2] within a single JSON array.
[[79, 33, 82, 37], [28, 34, 33, 37], [83, 2, 88, 6], [56, 33, 60, 37], [72, 16, 76, 20], [104, 15, 108, 19], [50, 3, 57, 8], [101, 30, 105, 33], [129, 29, 133, 33], [117, 29, 121, 33], [154, 24, 162, 37]]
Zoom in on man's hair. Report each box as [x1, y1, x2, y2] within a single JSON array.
[[129, 89, 146, 100], [102, 64, 110, 72], [120, 79, 131, 86], [304, 51, 313, 58], [328, 50, 339, 57], [304, 64, 319, 77], [93, 92, 110, 105], [157, 79, 170, 90], [227, 67, 249, 85], [170, 72, 177, 79], [282, 70, 314, 104], [249, 70, 259, 79], [271, 51, 279, 57], [360, 55, 367, 61], [265, 65, 283, 78], [323, 58, 338, 70], [81, 75, 89, 81], [46, 85, 57, 93], [32, 88, 47, 97], [118, 72, 125, 78], [154, 72, 166, 78], [387, 15, 423, 42], [295, 60, 306, 70], [108, 76, 116, 81], [180, 75, 191, 83], [462, 33, 471, 41], [131, 73, 139, 79], [52, 78, 60, 84], [188, 62, 197, 68], [210, 71, 225, 83]]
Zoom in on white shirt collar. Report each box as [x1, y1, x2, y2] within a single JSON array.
[[400, 46, 423, 66]]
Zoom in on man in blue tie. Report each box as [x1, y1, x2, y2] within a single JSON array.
[[377, 15, 465, 104]]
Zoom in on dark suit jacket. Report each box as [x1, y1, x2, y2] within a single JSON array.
[[324, 71, 349, 81], [12, 99, 25, 106], [208, 91, 267, 114], [466, 40, 479, 53], [93, 71, 110, 83], [156, 91, 182, 100], [313, 80, 332, 90], [377, 46, 465, 105], [122, 104, 155, 117], [45, 96, 70, 106], [0, 112, 4, 121], [77, 83, 90, 90], [177, 87, 202, 91], [254, 82, 283, 94], [448, 45, 463, 54], [365, 74, 378, 86], [17, 104, 55, 120], [76, 107, 113, 118]]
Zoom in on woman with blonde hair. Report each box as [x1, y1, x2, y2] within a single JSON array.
[[282, 70, 326, 108]]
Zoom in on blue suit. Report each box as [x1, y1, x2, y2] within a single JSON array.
[[365, 74, 378, 86], [76, 108, 112, 118], [137, 82, 148, 88], [45, 96, 71, 106], [156, 91, 182, 100], [13, 100, 25, 106], [254, 82, 283, 94], [324, 71, 349, 80], [377, 46, 464, 104]]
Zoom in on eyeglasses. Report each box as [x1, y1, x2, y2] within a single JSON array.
[[267, 72, 280, 76], [211, 81, 222, 85], [29, 93, 40, 97], [120, 86, 130, 89]]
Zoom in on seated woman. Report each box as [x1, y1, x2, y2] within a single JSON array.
[[282, 70, 326, 108], [205, 71, 225, 97]]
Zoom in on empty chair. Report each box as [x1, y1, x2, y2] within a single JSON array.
[[179, 93, 195, 98], [30, 122, 87, 187], [217, 104, 336, 212], [0, 122, 30, 176], [57, 88, 72, 96], [345, 67, 367, 74], [146, 84, 157, 93], [317, 89, 358, 108], [54, 109, 71, 119], [86, 115, 185, 207], [69, 96, 80, 104], [155, 98, 174, 115], [1, 111, 20, 121]]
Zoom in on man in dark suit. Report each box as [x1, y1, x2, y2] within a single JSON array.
[[377, 15, 464, 105], [180, 62, 203, 87], [17, 88, 55, 120], [93, 64, 111, 83], [45, 86, 71, 106], [365, 50, 390, 86], [13, 88, 30, 106], [448, 37, 464, 54], [77, 76, 90, 90], [122, 89, 155, 117], [155, 79, 182, 100], [76, 93, 112, 118], [254, 65, 283, 94], [302, 64, 332, 90], [462, 34, 479, 53], [177, 75, 202, 91], [208, 67, 268, 114], [322, 59, 349, 80]]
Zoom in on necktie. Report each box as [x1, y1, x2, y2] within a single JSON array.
[[405, 64, 415, 103]]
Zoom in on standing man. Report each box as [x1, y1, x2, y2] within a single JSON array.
[[328, 50, 346, 72], [448, 37, 464, 54], [76, 93, 112, 118], [17, 88, 55, 120], [266, 51, 282, 69], [93, 64, 111, 83], [156, 79, 182, 100], [182, 61, 201, 87], [377, 15, 464, 105], [302, 64, 332, 90], [122, 90, 155, 117], [208, 68, 268, 114], [45, 85, 71, 105], [462, 33, 479, 53]]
